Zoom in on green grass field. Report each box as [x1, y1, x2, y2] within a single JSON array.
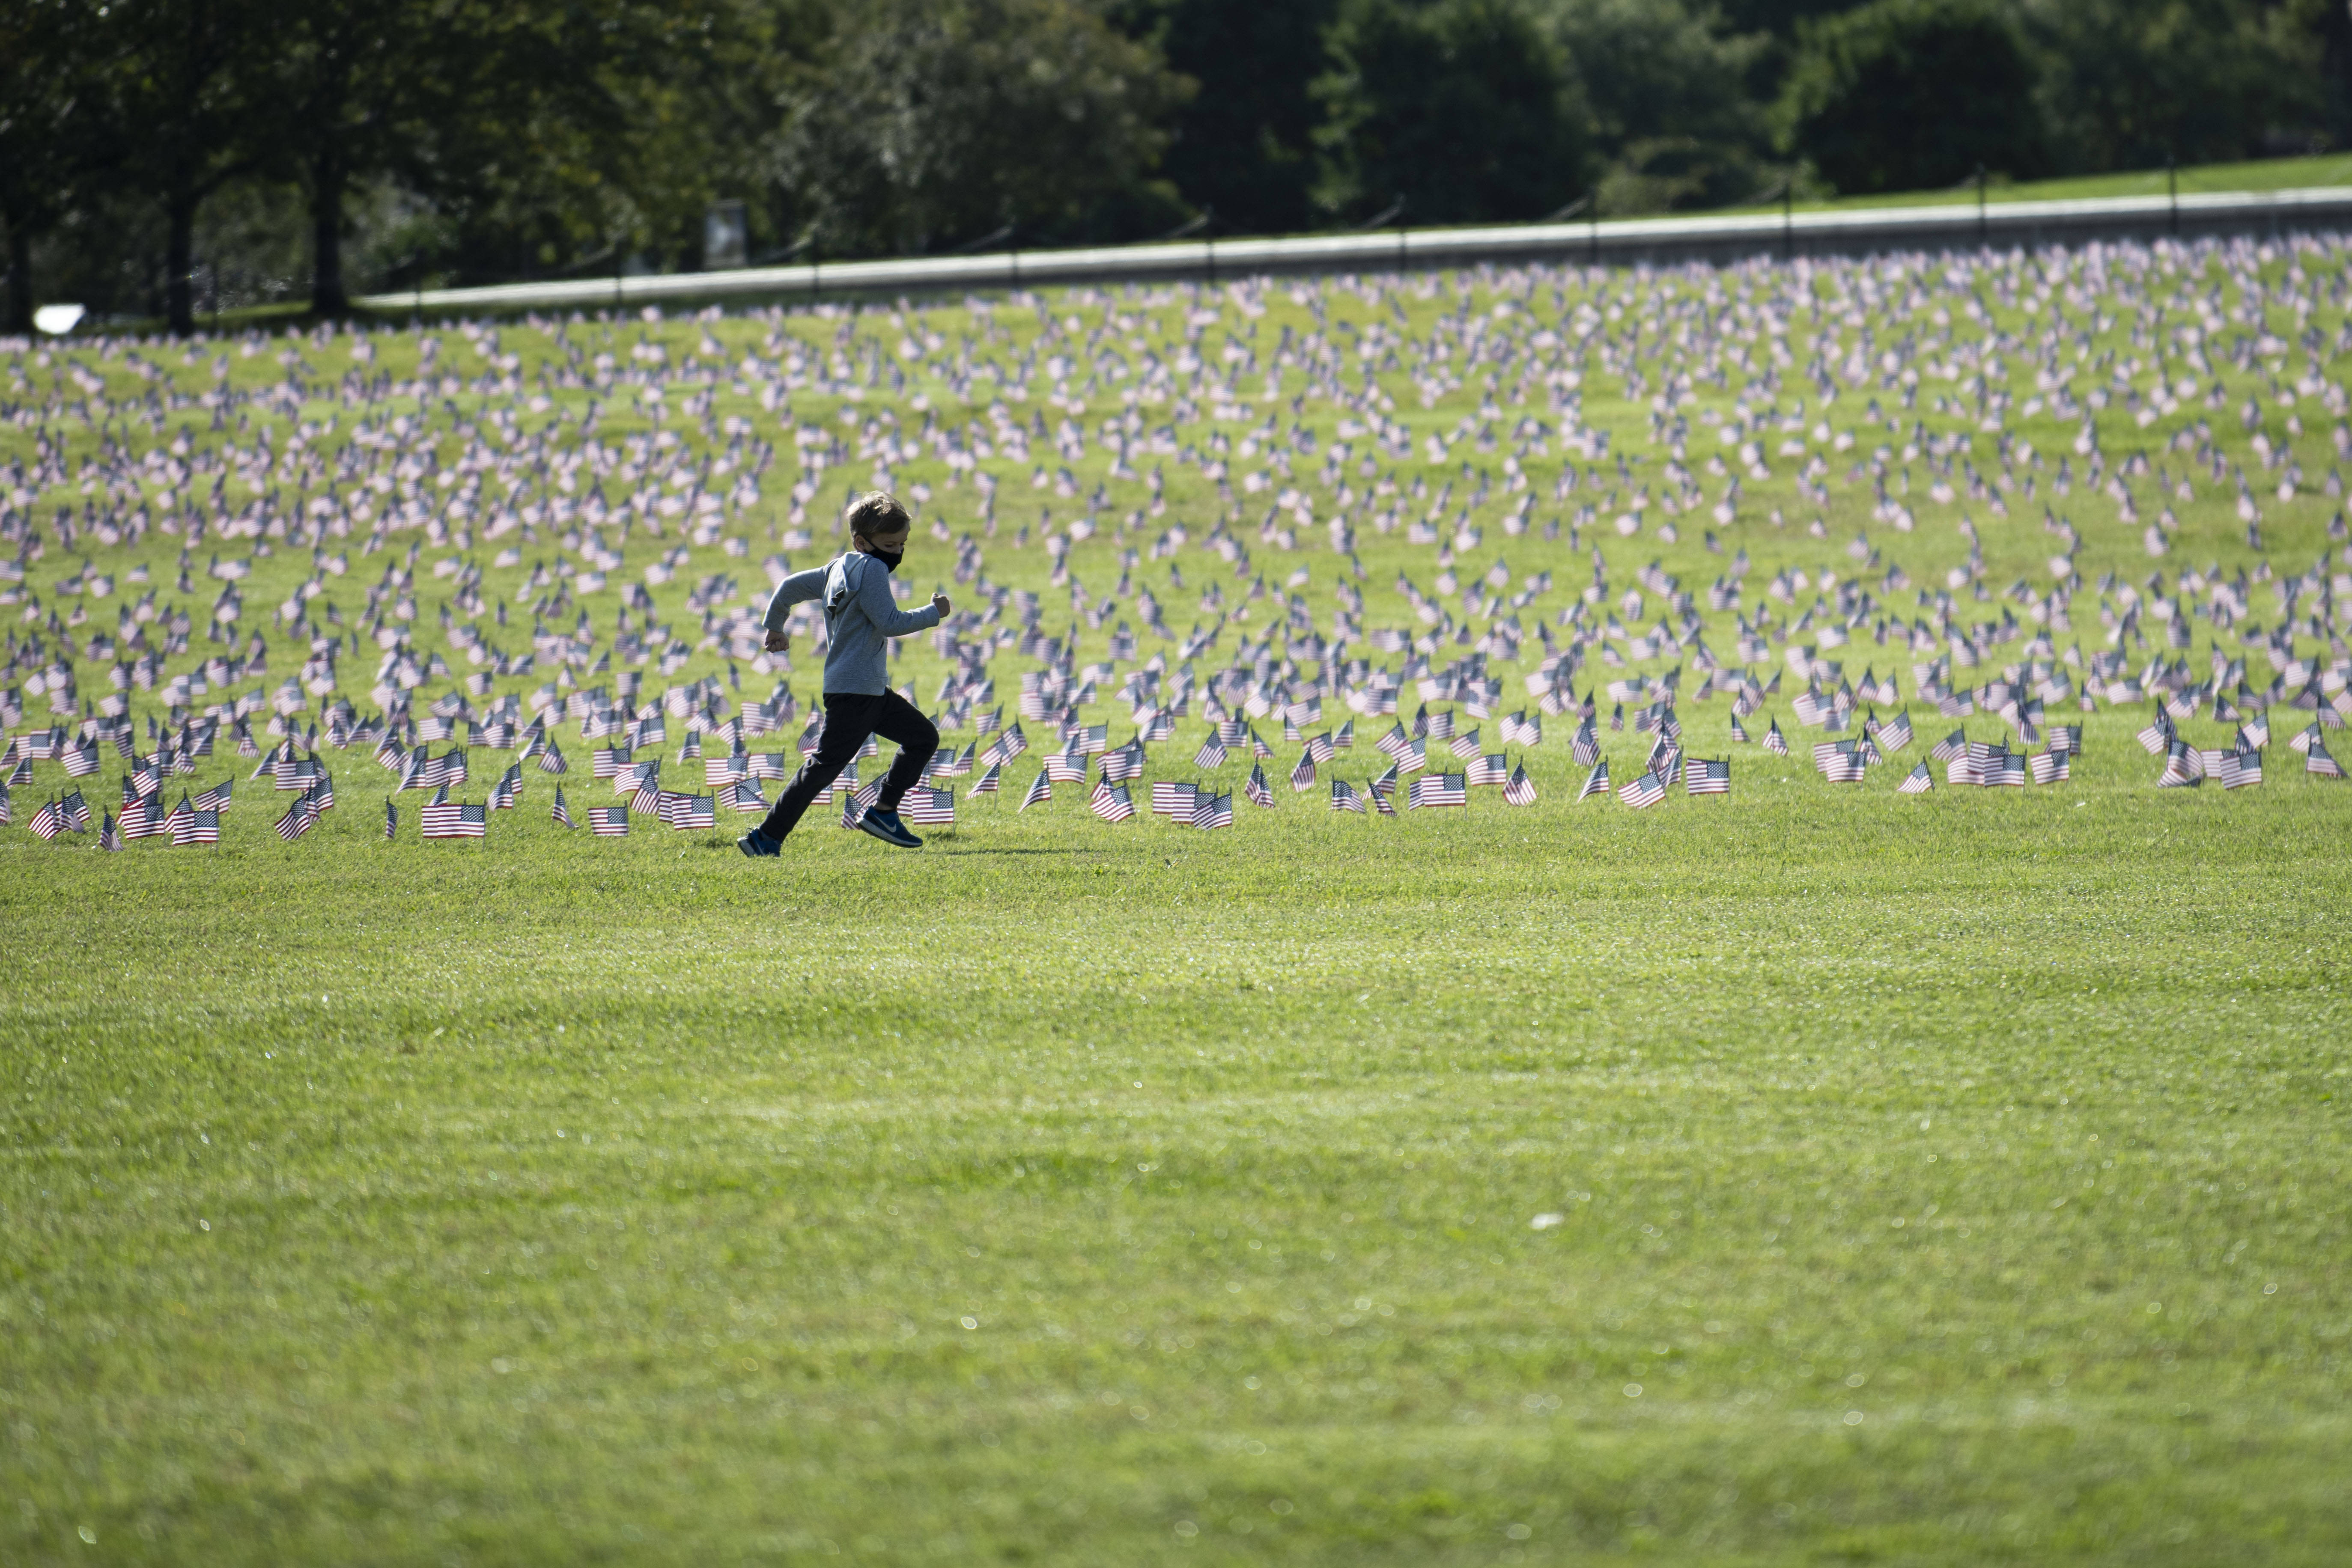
[[6, 229, 2352, 1563], [7, 772, 2351, 1565], [1724, 151, 2352, 217]]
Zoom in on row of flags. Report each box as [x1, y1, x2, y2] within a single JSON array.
[[12, 710, 2351, 847]]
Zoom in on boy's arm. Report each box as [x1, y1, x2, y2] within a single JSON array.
[[762, 567, 828, 634], [856, 561, 943, 637]]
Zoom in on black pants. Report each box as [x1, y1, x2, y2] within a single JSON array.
[[759, 690, 938, 841]]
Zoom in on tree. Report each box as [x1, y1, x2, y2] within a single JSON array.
[[1315, 0, 1587, 226], [260, 0, 429, 316], [1107, 0, 1339, 235], [1777, 0, 2044, 194], [770, 0, 1186, 257], [2018, 0, 2324, 174], [1535, 0, 1773, 212], [0, 0, 126, 333], [101, 0, 280, 334]]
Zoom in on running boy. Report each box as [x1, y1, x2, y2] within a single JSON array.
[[738, 492, 948, 855]]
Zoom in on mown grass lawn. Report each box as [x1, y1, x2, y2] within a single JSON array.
[[12, 187, 2352, 1565], [5, 741, 2348, 1566]]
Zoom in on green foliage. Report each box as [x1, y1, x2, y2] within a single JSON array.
[[1314, 0, 1588, 223], [13, 0, 2352, 330], [1536, 0, 1776, 213], [0, 0, 114, 331], [1110, 0, 1342, 235], [2020, 0, 2328, 174], [1778, 0, 2045, 196], [769, 0, 1188, 256]]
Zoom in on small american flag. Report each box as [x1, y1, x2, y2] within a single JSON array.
[[1869, 711, 1914, 752], [421, 790, 487, 839], [192, 779, 232, 813], [1570, 719, 1600, 765], [1189, 791, 1234, 830], [907, 787, 958, 826], [1305, 731, 1335, 764], [1502, 764, 1537, 806], [590, 804, 631, 835], [117, 790, 161, 842], [538, 740, 569, 774], [1932, 728, 1970, 763], [1467, 754, 1508, 788], [276, 794, 319, 841], [1409, 773, 1467, 809], [1088, 781, 1135, 822], [665, 792, 718, 830], [1449, 728, 1482, 760], [384, 797, 399, 839], [1330, 777, 1367, 813], [551, 786, 575, 829], [1814, 742, 1865, 783], [1100, 740, 1145, 783], [1370, 778, 1398, 815], [2218, 749, 2263, 789], [60, 788, 91, 832], [1020, 770, 1052, 810], [1152, 780, 1197, 818], [173, 802, 221, 845], [968, 762, 1002, 797], [1044, 747, 1088, 784], [2135, 717, 2173, 755], [2307, 741, 2343, 778], [839, 780, 880, 830], [1763, 719, 1789, 756], [2028, 750, 2070, 785], [490, 762, 523, 810], [1729, 714, 1750, 744], [1897, 760, 1934, 794], [1683, 756, 1730, 795], [1577, 759, 1610, 800], [1247, 763, 1276, 808], [1617, 769, 1666, 809], [1288, 752, 1316, 791], [29, 798, 64, 840], [728, 778, 768, 813], [99, 810, 123, 851]]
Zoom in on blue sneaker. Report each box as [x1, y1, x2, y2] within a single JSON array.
[[857, 808, 923, 849], [736, 830, 780, 857]]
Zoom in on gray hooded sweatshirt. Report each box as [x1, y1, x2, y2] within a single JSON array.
[[763, 550, 941, 696]]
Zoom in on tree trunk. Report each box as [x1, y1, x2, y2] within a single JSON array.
[[310, 138, 348, 317], [166, 191, 197, 337], [4, 220, 30, 336]]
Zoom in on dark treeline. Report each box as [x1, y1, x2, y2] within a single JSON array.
[[3, 0, 2346, 333]]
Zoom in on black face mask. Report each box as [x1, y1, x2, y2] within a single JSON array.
[[867, 546, 903, 573]]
